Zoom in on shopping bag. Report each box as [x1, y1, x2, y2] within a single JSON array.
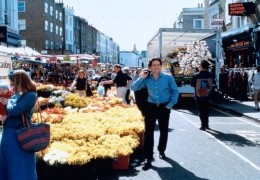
[[16, 110, 50, 152]]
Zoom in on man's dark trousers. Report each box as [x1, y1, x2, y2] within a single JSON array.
[[196, 97, 210, 128], [143, 103, 171, 160]]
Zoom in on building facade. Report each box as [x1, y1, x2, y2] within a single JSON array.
[[64, 6, 74, 54], [173, 5, 205, 29], [119, 51, 139, 67], [0, 0, 20, 46], [18, 0, 64, 55]]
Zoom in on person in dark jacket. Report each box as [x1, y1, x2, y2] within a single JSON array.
[[70, 70, 92, 97], [191, 60, 215, 131], [133, 68, 149, 116], [97, 70, 111, 97], [100, 64, 132, 104]]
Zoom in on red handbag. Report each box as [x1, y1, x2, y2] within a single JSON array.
[[16, 107, 50, 152]]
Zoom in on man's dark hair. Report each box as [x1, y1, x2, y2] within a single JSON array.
[[201, 60, 210, 69], [113, 64, 121, 70], [148, 57, 162, 67]]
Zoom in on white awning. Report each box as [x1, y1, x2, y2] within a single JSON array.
[[147, 28, 217, 59]]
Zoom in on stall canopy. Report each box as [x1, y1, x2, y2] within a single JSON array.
[[0, 45, 41, 56], [38, 54, 98, 64], [147, 28, 217, 59]]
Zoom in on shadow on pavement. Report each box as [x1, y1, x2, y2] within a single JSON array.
[[206, 129, 260, 147], [152, 157, 209, 180]]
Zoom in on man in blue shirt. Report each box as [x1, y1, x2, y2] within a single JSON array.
[[131, 57, 179, 170]]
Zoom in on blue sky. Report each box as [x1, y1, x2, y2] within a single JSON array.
[[61, 0, 204, 51]]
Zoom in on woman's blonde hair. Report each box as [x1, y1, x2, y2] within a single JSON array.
[[77, 70, 86, 77], [9, 69, 36, 94]]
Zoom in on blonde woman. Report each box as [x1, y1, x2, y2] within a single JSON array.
[[70, 70, 89, 97]]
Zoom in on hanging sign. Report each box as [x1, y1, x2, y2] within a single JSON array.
[[228, 2, 255, 16]]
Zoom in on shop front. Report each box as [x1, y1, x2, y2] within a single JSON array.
[[221, 25, 256, 68]]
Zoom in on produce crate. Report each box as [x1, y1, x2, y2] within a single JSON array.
[[112, 155, 130, 170]]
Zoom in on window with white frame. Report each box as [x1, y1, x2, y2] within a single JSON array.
[[50, 41, 54, 49], [50, 23, 53, 32], [18, 2, 25, 12], [56, 25, 58, 35], [193, 19, 204, 29], [45, 20, 48, 31], [55, 10, 58, 19], [60, 27, 63, 36], [18, 19, 26, 30], [45, 40, 49, 49], [59, 12, 62, 21], [50, 6, 53, 16], [44, 3, 48, 13]]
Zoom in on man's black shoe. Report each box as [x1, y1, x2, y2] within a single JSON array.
[[159, 152, 167, 160], [199, 127, 206, 131], [142, 160, 152, 171], [205, 127, 211, 130]]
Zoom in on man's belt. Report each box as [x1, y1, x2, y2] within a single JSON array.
[[148, 102, 167, 107]]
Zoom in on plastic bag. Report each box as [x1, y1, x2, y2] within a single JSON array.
[[97, 85, 104, 96]]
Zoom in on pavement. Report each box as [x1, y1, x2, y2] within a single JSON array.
[[210, 96, 260, 123]]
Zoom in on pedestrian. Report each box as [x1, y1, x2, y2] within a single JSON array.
[[100, 64, 132, 104], [191, 60, 215, 131], [133, 68, 149, 116], [131, 57, 179, 170], [70, 70, 91, 97], [122, 67, 132, 104], [97, 70, 112, 97], [218, 65, 229, 99], [248, 65, 260, 110], [0, 69, 38, 180]]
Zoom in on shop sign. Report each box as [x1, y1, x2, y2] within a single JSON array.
[[227, 40, 252, 50], [211, 19, 224, 27], [228, 2, 255, 16], [0, 55, 12, 84]]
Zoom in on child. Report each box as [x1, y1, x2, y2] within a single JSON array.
[[0, 81, 12, 122]]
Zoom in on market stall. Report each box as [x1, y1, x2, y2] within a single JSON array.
[[34, 84, 144, 178]]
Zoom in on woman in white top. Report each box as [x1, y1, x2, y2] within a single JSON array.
[[248, 65, 260, 110]]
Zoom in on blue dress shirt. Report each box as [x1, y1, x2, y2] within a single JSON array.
[[131, 72, 179, 109]]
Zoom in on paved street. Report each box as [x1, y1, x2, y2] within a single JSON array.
[[99, 100, 260, 180]]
